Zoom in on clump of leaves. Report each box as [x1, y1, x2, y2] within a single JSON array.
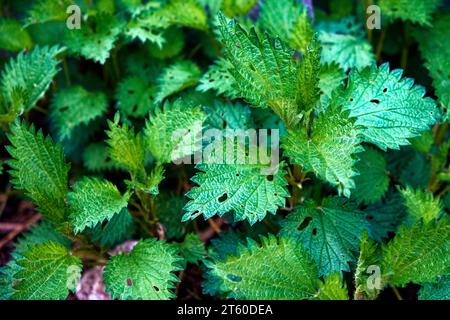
[[0, 0, 449, 301]]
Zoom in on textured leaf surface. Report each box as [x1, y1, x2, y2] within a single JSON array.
[[332, 63, 438, 150], [282, 106, 362, 197], [144, 99, 206, 164], [13, 241, 81, 300], [317, 273, 349, 300], [104, 239, 182, 300], [352, 147, 389, 204], [378, 0, 442, 25], [50, 86, 107, 140], [280, 197, 366, 275], [68, 177, 131, 233], [6, 121, 69, 224], [418, 275, 450, 300], [400, 186, 442, 224], [217, 13, 316, 128], [155, 60, 201, 102], [65, 13, 123, 64], [106, 113, 146, 179], [197, 58, 239, 98], [1, 46, 62, 112], [318, 17, 374, 70], [183, 139, 289, 225], [381, 219, 450, 287], [204, 236, 319, 299], [259, 0, 313, 53]]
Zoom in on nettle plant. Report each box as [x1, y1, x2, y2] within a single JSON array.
[[0, 0, 449, 300]]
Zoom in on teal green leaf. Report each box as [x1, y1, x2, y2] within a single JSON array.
[[91, 208, 133, 248], [352, 147, 389, 204], [174, 233, 206, 266], [280, 197, 366, 275], [418, 275, 450, 300], [332, 63, 438, 150], [378, 0, 442, 26]]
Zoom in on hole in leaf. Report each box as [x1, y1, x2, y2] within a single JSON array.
[[366, 214, 374, 221], [218, 193, 228, 202], [266, 175, 274, 181], [370, 99, 380, 104], [60, 106, 69, 112], [312, 228, 318, 236], [127, 279, 133, 286], [226, 274, 242, 282], [297, 216, 312, 231], [383, 88, 388, 93], [191, 210, 199, 217], [153, 286, 160, 292], [236, 173, 240, 177]]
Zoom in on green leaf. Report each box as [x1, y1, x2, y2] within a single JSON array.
[[363, 193, 406, 242], [91, 208, 133, 248], [415, 14, 450, 109], [115, 76, 157, 118], [155, 194, 186, 240], [352, 147, 389, 204], [259, 0, 314, 53], [155, 60, 201, 102], [50, 86, 108, 140], [24, 0, 72, 26], [147, 26, 185, 59], [82, 142, 116, 172], [378, 0, 442, 26], [217, 13, 317, 128], [143, 99, 206, 164], [221, 0, 258, 17], [106, 113, 146, 179], [204, 236, 319, 299], [183, 138, 289, 225], [202, 100, 254, 130], [318, 17, 375, 70], [280, 197, 366, 275], [104, 238, 182, 300], [332, 63, 438, 150], [317, 273, 349, 300], [124, 10, 169, 46], [197, 58, 239, 98], [282, 106, 362, 197], [157, 0, 208, 31], [6, 121, 70, 224], [13, 241, 81, 300], [318, 62, 346, 110], [0, 18, 32, 51], [399, 186, 442, 224], [381, 219, 450, 287], [419, 275, 450, 300], [68, 177, 131, 233], [174, 233, 206, 266], [65, 13, 123, 64], [1, 46, 62, 112]]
